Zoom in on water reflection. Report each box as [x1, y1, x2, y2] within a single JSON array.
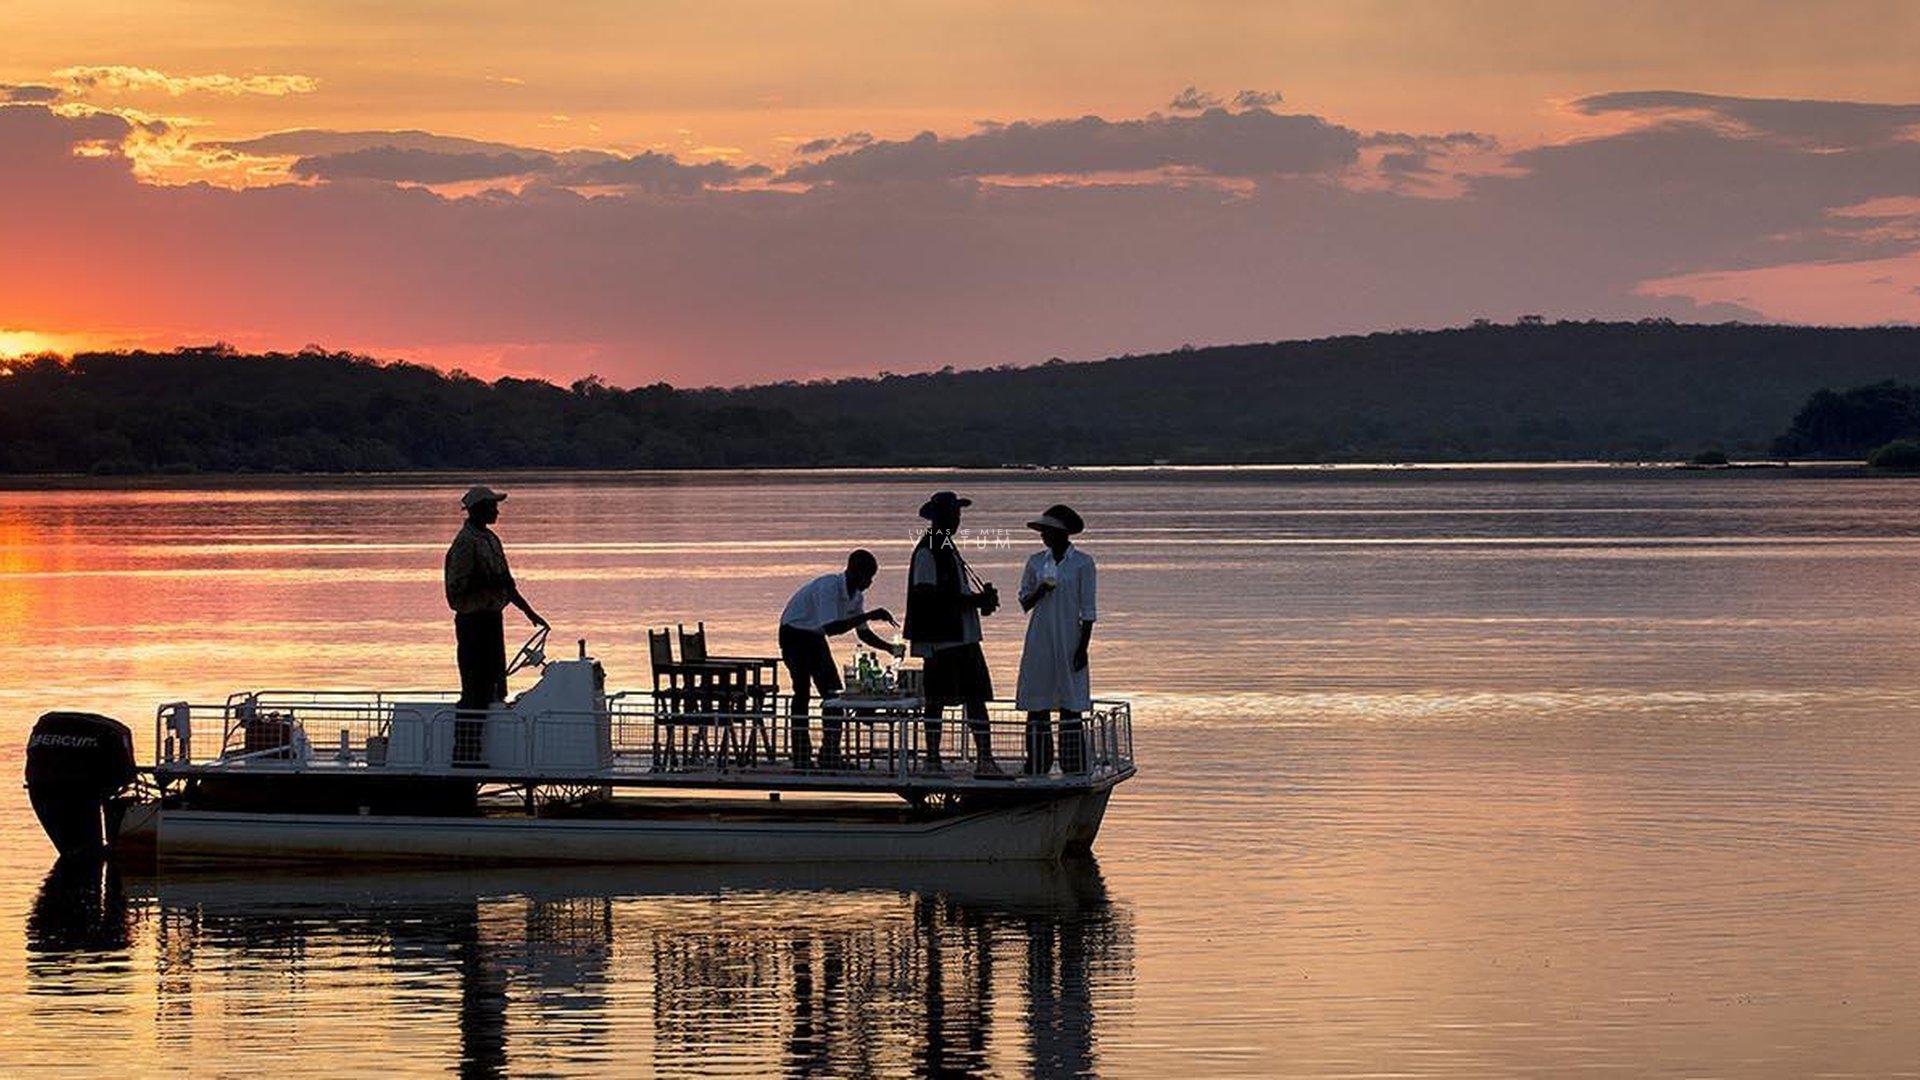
[[26, 860, 1133, 1078], [26, 856, 134, 966], [22, 856, 142, 1056]]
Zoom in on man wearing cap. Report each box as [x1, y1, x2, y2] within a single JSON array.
[[778, 549, 902, 769], [903, 490, 1003, 776], [445, 485, 547, 765], [1015, 504, 1097, 775]]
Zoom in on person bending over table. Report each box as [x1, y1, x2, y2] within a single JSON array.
[[778, 549, 900, 769]]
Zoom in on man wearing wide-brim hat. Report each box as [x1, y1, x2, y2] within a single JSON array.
[[903, 490, 1005, 776], [444, 485, 547, 765], [1015, 503, 1096, 774]]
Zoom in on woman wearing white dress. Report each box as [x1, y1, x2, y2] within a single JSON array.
[[1015, 504, 1096, 775]]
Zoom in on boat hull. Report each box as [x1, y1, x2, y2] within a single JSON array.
[[118, 789, 1114, 866]]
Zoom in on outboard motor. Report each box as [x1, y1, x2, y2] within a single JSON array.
[[25, 712, 137, 859]]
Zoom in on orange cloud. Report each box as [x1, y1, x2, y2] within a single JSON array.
[[53, 65, 318, 98], [1640, 257, 1920, 326]]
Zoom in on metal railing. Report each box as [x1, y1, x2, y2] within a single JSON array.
[[154, 692, 1135, 786]]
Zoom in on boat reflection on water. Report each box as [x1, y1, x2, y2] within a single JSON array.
[[28, 857, 133, 955], [26, 859, 1134, 1079], [25, 857, 137, 1001]]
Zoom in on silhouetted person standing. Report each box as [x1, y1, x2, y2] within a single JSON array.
[[445, 485, 546, 765], [778, 549, 901, 769], [1015, 504, 1095, 774], [904, 491, 1002, 776]]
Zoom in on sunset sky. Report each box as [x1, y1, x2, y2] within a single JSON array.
[[4, 1, 1919, 385]]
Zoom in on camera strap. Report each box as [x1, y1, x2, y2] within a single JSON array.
[[955, 550, 988, 594]]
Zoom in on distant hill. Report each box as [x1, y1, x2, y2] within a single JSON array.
[[710, 321, 1920, 465], [4, 322, 1920, 474]]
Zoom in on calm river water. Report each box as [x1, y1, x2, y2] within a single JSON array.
[[3, 468, 1919, 1078]]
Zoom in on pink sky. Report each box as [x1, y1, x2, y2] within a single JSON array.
[[3, 2, 1919, 385]]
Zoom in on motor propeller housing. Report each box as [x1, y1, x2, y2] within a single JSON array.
[[25, 712, 137, 859]]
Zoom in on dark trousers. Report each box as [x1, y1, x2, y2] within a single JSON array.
[[454, 610, 506, 764], [1026, 710, 1086, 775], [920, 643, 995, 766], [780, 624, 844, 768]]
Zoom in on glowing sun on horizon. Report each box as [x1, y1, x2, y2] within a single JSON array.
[[0, 329, 91, 358]]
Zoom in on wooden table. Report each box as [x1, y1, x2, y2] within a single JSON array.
[[819, 694, 923, 773]]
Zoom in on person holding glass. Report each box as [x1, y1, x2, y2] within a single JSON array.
[[1015, 504, 1096, 775], [905, 490, 1003, 776]]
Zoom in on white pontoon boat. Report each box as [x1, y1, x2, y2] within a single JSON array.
[[26, 630, 1135, 866]]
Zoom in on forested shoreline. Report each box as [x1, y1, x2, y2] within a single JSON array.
[[5, 322, 1920, 474]]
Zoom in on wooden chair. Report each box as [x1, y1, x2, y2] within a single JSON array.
[[677, 621, 706, 665], [678, 622, 781, 765], [648, 629, 697, 769]]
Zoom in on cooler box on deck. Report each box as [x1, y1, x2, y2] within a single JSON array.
[[383, 702, 529, 770]]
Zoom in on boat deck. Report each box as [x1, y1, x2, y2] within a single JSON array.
[[525, 793, 944, 826], [148, 689, 1136, 798]]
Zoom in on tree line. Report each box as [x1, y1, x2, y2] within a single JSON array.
[[1773, 380, 1920, 468], [5, 322, 1920, 474], [0, 347, 815, 474]]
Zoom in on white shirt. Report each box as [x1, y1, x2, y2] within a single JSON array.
[[780, 572, 865, 633]]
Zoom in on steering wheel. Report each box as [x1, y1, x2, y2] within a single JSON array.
[[506, 625, 550, 676]]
